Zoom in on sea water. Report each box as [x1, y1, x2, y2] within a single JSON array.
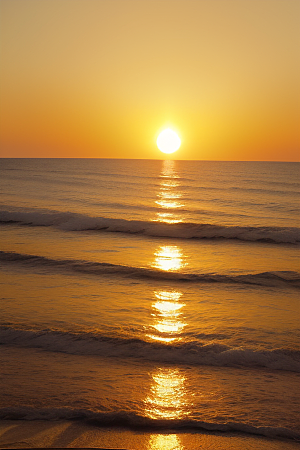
[[0, 158, 299, 444]]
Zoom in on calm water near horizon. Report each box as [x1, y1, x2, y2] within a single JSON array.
[[0, 158, 299, 447]]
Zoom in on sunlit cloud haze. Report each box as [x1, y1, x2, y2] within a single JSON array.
[[1, 0, 299, 160]]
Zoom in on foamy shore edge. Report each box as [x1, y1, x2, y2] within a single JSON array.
[[1, 420, 300, 449]]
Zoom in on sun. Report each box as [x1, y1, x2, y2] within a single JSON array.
[[157, 129, 181, 154]]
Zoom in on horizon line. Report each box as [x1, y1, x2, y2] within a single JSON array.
[[0, 157, 299, 163]]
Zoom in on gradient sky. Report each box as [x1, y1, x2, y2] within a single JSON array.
[[1, 0, 299, 160]]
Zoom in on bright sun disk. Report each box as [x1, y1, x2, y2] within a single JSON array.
[[157, 129, 181, 154]]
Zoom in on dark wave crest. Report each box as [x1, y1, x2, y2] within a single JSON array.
[[1, 209, 299, 244], [0, 406, 299, 441], [1, 326, 299, 372], [1, 250, 299, 288]]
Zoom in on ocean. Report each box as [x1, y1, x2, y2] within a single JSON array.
[[0, 158, 299, 447]]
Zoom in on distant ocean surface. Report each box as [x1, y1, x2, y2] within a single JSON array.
[[0, 159, 299, 444]]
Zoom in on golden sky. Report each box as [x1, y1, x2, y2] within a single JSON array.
[[1, 0, 299, 160]]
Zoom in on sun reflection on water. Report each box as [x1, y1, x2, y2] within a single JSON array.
[[144, 367, 189, 421], [155, 199, 183, 209], [147, 434, 183, 450], [147, 290, 186, 343], [144, 161, 190, 442], [152, 245, 186, 272], [155, 212, 182, 224], [154, 160, 185, 224]]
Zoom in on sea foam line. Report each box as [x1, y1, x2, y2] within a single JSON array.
[[0, 406, 299, 441], [1, 326, 299, 372], [1, 208, 300, 244], [0, 251, 299, 288]]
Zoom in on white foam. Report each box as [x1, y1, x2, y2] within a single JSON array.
[[1, 327, 299, 372], [1, 208, 300, 244], [1, 250, 299, 288], [0, 406, 299, 441]]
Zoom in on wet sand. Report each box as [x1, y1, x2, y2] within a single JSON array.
[[0, 420, 299, 449]]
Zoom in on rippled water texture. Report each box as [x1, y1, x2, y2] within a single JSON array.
[[0, 159, 299, 443]]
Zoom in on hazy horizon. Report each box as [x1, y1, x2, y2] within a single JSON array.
[[1, 157, 299, 162]]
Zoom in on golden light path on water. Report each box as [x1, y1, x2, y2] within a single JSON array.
[[152, 245, 186, 272], [147, 433, 183, 450], [154, 159, 184, 224], [144, 367, 189, 420], [147, 290, 186, 343], [143, 160, 189, 445], [155, 212, 181, 224], [150, 161, 187, 342]]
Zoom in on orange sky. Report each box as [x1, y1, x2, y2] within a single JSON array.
[[1, 0, 299, 160]]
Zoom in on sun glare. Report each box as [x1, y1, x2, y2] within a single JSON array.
[[157, 129, 181, 154]]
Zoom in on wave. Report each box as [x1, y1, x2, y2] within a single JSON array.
[[1, 208, 300, 244], [1, 326, 299, 372], [1, 251, 299, 288], [0, 406, 299, 441]]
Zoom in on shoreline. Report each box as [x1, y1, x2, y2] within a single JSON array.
[[1, 420, 299, 449]]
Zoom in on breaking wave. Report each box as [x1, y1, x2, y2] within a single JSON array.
[[0, 406, 299, 441], [1, 326, 299, 372], [1, 250, 299, 288], [1, 208, 300, 244]]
